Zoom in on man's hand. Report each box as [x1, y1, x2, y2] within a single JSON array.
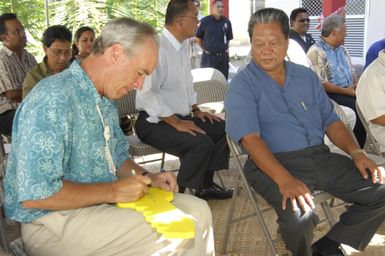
[[353, 153, 385, 184], [111, 176, 151, 203], [344, 86, 356, 97], [175, 119, 205, 136], [194, 111, 223, 124], [278, 176, 315, 212], [148, 172, 179, 192]]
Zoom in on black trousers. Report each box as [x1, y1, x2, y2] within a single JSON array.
[[135, 112, 229, 190], [245, 144, 385, 256], [201, 52, 229, 80], [0, 109, 16, 136], [327, 93, 366, 148]]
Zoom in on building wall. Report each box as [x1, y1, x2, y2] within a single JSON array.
[[228, 0, 385, 63]]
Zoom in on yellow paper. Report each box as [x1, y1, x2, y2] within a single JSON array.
[[117, 187, 195, 239]]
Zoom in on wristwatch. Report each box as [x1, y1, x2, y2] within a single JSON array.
[[350, 149, 367, 159]]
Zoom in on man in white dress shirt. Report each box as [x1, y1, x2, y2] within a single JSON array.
[[136, 0, 231, 199]]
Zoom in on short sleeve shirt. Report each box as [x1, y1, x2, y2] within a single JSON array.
[[4, 61, 130, 223], [225, 60, 339, 153], [356, 50, 385, 148], [307, 38, 354, 87], [196, 15, 233, 53], [0, 47, 37, 114]]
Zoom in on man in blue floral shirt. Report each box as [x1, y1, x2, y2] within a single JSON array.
[[307, 14, 366, 148], [4, 17, 214, 256]]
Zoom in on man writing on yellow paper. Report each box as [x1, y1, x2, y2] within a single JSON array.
[[4, 18, 214, 256]]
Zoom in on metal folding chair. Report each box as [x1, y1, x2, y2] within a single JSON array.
[[330, 100, 385, 166], [192, 69, 228, 186], [221, 134, 337, 255], [355, 101, 385, 157], [115, 90, 165, 170]]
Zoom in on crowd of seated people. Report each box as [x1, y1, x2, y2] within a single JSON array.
[[1, 1, 385, 255]]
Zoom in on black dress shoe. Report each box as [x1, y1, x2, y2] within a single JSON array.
[[195, 183, 233, 200], [312, 244, 345, 256]]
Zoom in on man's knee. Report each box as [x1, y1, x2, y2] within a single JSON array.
[[278, 209, 318, 240]]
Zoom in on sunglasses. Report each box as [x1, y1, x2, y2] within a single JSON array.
[[298, 18, 310, 23]]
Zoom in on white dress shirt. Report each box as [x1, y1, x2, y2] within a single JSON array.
[[356, 50, 385, 151], [136, 28, 197, 123]]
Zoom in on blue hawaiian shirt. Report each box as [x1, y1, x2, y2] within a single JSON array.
[[307, 38, 353, 88], [4, 61, 130, 223]]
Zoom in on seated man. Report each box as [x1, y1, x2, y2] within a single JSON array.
[[136, 0, 231, 200], [5, 17, 214, 256], [0, 13, 37, 136], [22, 25, 72, 98], [307, 14, 366, 147], [225, 8, 385, 256], [356, 49, 385, 152], [289, 7, 315, 53]]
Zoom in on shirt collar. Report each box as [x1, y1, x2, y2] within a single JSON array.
[[319, 37, 338, 51], [1, 46, 17, 56], [162, 27, 187, 52], [69, 60, 102, 105]]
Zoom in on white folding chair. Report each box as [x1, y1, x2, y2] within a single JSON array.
[[191, 67, 227, 114], [221, 134, 336, 255], [192, 69, 229, 186], [115, 90, 165, 170]]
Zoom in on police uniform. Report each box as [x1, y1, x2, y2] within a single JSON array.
[[196, 15, 233, 79]]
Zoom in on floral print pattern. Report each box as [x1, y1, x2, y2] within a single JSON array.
[[4, 61, 130, 223]]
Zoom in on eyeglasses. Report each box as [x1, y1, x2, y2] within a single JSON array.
[[298, 18, 310, 23], [48, 47, 72, 57], [7, 27, 25, 36]]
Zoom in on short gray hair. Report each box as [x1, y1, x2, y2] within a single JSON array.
[[248, 8, 290, 41], [321, 14, 345, 37], [92, 18, 158, 57]]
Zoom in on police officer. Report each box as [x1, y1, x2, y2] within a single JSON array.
[[196, 0, 233, 80]]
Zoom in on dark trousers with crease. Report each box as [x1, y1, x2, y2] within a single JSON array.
[[0, 109, 16, 136], [244, 144, 385, 256], [135, 111, 229, 190], [201, 52, 229, 80]]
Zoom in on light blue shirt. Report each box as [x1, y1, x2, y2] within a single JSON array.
[[225, 60, 339, 153], [4, 61, 130, 223], [314, 38, 353, 87], [136, 28, 197, 123]]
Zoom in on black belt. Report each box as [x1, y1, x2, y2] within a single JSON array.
[[203, 50, 227, 56]]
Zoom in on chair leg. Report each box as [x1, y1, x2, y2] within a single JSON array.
[[248, 190, 278, 255], [220, 179, 239, 254], [160, 152, 166, 172], [0, 210, 10, 253], [320, 201, 336, 227], [216, 170, 226, 188]]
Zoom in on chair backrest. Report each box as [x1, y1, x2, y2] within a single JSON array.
[[193, 79, 228, 105], [191, 67, 227, 85], [115, 90, 137, 117], [330, 100, 359, 143], [331, 100, 385, 165], [0, 136, 5, 160], [355, 101, 384, 156]]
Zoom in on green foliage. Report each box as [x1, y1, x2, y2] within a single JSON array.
[[0, 0, 170, 59]]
